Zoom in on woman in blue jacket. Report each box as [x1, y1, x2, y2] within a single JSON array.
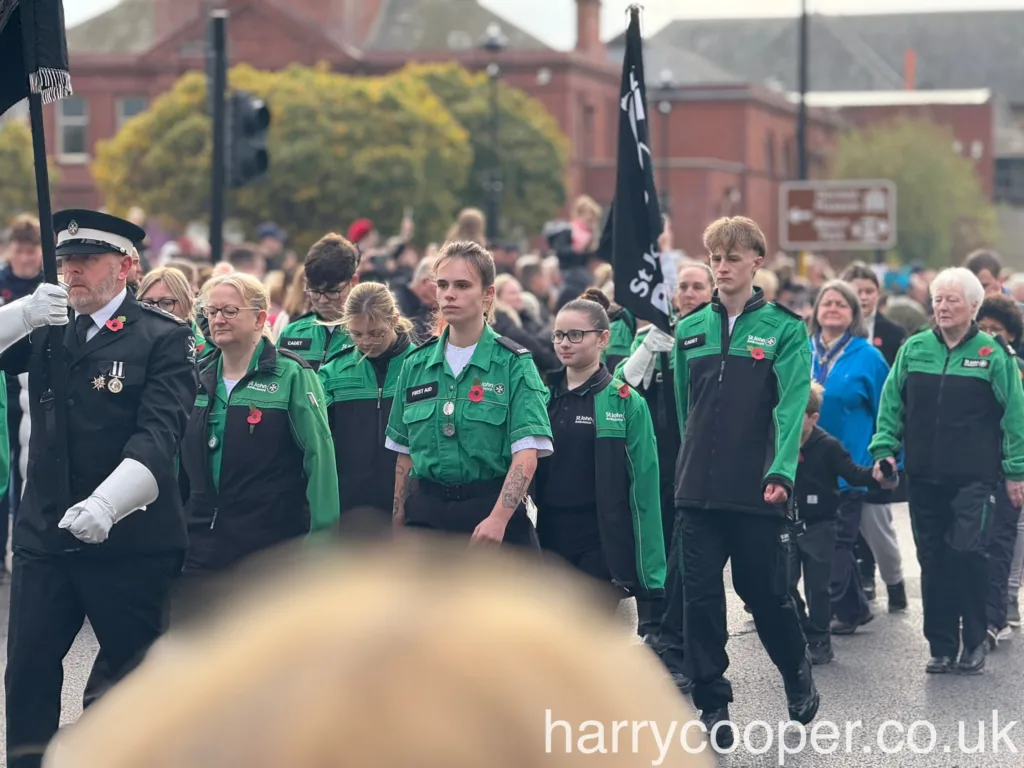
[[809, 279, 901, 633]]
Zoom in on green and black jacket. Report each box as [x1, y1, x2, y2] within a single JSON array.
[[276, 312, 351, 371], [673, 288, 811, 516], [536, 367, 667, 599], [869, 324, 1024, 485], [181, 339, 339, 572], [320, 333, 415, 515], [604, 307, 636, 372]]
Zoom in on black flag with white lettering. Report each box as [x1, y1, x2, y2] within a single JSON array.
[[0, 0, 72, 117], [606, 6, 671, 334]]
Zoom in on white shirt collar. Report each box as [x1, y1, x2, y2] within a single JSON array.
[[81, 287, 128, 329]]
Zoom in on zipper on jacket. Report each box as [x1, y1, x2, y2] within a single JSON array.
[[208, 367, 262, 531]]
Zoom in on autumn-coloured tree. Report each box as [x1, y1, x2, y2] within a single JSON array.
[[0, 120, 50, 225], [829, 118, 998, 267]]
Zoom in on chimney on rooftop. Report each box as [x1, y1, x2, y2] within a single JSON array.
[[904, 48, 916, 90], [576, 0, 604, 60]]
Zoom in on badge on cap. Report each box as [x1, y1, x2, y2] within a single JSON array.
[[443, 423, 456, 437], [443, 401, 455, 416], [67, 221, 79, 236]]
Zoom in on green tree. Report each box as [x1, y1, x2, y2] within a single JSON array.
[[828, 118, 998, 267], [404, 63, 569, 240], [92, 64, 473, 251], [0, 120, 40, 224]]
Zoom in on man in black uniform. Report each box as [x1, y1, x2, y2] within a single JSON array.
[[1, 210, 197, 768]]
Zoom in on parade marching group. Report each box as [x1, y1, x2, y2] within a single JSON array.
[[2, 204, 1024, 765]]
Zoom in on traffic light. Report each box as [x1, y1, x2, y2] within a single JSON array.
[[228, 91, 270, 188]]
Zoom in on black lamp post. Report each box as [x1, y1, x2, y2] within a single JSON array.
[[657, 69, 674, 217], [481, 22, 508, 243]]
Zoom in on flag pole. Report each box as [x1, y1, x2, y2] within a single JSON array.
[[27, 89, 70, 512]]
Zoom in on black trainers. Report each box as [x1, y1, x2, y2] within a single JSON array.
[[958, 643, 986, 674], [700, 707, 735, 750], [830, 611, 874, 635], [782, 657, 820, 724], [887, 581, 908, 612], [808, 643, 834, 665], [925, 656, 955, 674]]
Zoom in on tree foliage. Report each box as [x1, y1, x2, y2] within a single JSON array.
[[401, 62, 569, 239], [92, 62, 570, 251], [828, 118, 998, 267], [0, 120, 43, 225]]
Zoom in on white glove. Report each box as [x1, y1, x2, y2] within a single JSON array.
[[622, 345, 657, 390], [58, 458, 159, 544], [0, 283, 68, 354], [642, 327, 676, 354]]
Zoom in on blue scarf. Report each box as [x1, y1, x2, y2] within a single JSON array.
[[811, 331, 852, 386]]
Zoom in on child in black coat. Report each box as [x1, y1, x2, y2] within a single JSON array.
[[791, 382, 894, 665]]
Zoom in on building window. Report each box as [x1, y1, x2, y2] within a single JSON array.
[[57, 96, 88, 161], [995, 157, 1024, 206], [116, 96, 149, 130]]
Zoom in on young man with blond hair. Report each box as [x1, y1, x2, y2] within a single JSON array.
[[673, 216, 818, 748]]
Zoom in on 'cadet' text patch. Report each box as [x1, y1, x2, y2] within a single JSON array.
[[406, 382, 438, 403], [280, 337, 312, 351], [679, 334, 706, 350]]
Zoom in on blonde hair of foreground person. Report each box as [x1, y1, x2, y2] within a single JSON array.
[[45, 542, 711, 768]]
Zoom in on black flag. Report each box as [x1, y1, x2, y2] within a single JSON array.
[[606, 6, 671, 334], [0, 0, 72, 117]]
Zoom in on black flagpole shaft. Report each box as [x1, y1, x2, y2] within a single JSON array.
[[209, 11, 227, 264], [797, 0, 809, 180], [28, 91, 70, 511]]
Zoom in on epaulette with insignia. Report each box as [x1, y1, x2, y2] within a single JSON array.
[[771, 301, 803, 321], [495, 336, 531, 356], [994, 335, 1016, 357], [139, 303, 186, 324]]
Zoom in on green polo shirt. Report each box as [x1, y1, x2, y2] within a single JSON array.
[[386, 325, 553, 485], [277, 313, 351, 370]]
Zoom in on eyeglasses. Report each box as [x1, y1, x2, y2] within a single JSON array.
[[305, 286, 346, 301], [201, 306, 259, 319], [140, 298, 180, 312], [551, 330, 603, 344]]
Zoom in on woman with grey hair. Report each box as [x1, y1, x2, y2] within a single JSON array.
[[870, 267, 1024, 675], [807, 280, 902, 658]]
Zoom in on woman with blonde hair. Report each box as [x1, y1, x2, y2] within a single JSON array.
[[137, 266, 211, 359], [179, 273, 338, 579], [319, 282, 417, 521], [271, 264, 310, 339], [44, 542, 712, 768], [445, 208, 487, 246]]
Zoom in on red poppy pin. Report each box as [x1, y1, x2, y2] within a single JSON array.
[[105, 316, 125, 332], [750, 347, 765, 360], [468, 380, 484, 403], [874, 337, 883, 347], [618, 383, 630, 399], [979, 346, 993, 357], [0, 289, 11, 301], [247, 405, 263, 434], [799, 452, 804, 463]]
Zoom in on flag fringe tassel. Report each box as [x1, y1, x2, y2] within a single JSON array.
[[29, 68, 72, 104]]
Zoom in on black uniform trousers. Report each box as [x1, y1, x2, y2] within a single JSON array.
[[639, 481, 686, 675], [6, 548, 182, 768], [908, 479, 994, 658], [679, 507, 806, 711], [831, 494, 870, 624], [789, 520, 836, 646], [404, 478, 540, 549], [986, 481, 1018, 630]]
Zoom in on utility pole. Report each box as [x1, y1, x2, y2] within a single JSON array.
[[208, 11, 228, 264]]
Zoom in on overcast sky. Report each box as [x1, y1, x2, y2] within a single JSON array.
[[64, 0, 1024, 48]]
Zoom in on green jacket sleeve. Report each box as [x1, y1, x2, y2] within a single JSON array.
[[385, 360, 411, 448], [625, 393, 666, 592], [508, 357, 553, 446], [764, 318, 811, 490], [990, 347, 1024, 481], [673, 327, 690, 441], [288, 366, 340, 532], [868, 344, 910, 460]]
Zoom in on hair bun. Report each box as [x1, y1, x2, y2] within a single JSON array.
[[579, 287, 610, 311]]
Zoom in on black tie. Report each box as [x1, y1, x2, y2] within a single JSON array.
[[75, 314, 92, 346]]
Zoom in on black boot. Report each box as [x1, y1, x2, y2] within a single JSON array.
[[925, 656, 956, 674], [958, 643, 987, 674], [808, 642, 834, 665], [700, 707, 735, 750], [782, 657, 820, 724], [887, 581, 908, 613]]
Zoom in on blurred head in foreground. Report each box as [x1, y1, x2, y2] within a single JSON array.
[[46, 541, 710, 768]]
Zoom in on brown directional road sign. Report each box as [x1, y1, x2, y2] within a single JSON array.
[[779, 179, 897, 251]]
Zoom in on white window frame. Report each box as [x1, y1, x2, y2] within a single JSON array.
[[57, 96, 89, 164], [116, 95, 149, 131]]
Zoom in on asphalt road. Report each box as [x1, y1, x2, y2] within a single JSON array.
[[0, 503, 1021, 767]]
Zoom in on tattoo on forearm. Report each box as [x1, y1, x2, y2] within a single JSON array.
[[501, 463, 530, 509], [393, 462, 408, 518]]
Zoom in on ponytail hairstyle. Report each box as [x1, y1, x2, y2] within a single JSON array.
[[430, 240, 497, 337], [557, 288, 612, 344], [340, 281, 416, 342]]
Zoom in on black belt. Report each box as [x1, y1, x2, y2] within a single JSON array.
[[418, 477, 505, 502]]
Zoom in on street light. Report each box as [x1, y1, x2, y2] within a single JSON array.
[[480, 23, 508, 243], [658, 69, 674, 216]]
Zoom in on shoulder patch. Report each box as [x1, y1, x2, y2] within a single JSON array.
[[495, 335, 531, 356], [770, 301, 803, 321], [994, 335, 1016, 357], [139, 303, 186, 324], [277, 347, 314, 369]]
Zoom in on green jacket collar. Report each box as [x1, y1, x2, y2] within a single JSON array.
[[710, 286, 766, 316], [424, 324, 500, 375], [200, 337, 278, 395], [932, 321, 980, 350]]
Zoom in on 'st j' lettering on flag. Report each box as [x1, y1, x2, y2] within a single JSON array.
[[608, 5, 671, 334]]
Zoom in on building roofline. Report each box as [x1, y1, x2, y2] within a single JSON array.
[[363, 48, 619, 81], [789, 88, 992, 108]]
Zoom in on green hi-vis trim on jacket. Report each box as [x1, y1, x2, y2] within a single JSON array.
[[320, 335, 415, 514], [540, 369, 666, 598], [673, 289, 811, 516], [386, 324, 553, 486], [603, 307, 636, 371], [869, 325, 1024, 485], [184, 339, 339, 571], [277, 312, 351, 370]]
